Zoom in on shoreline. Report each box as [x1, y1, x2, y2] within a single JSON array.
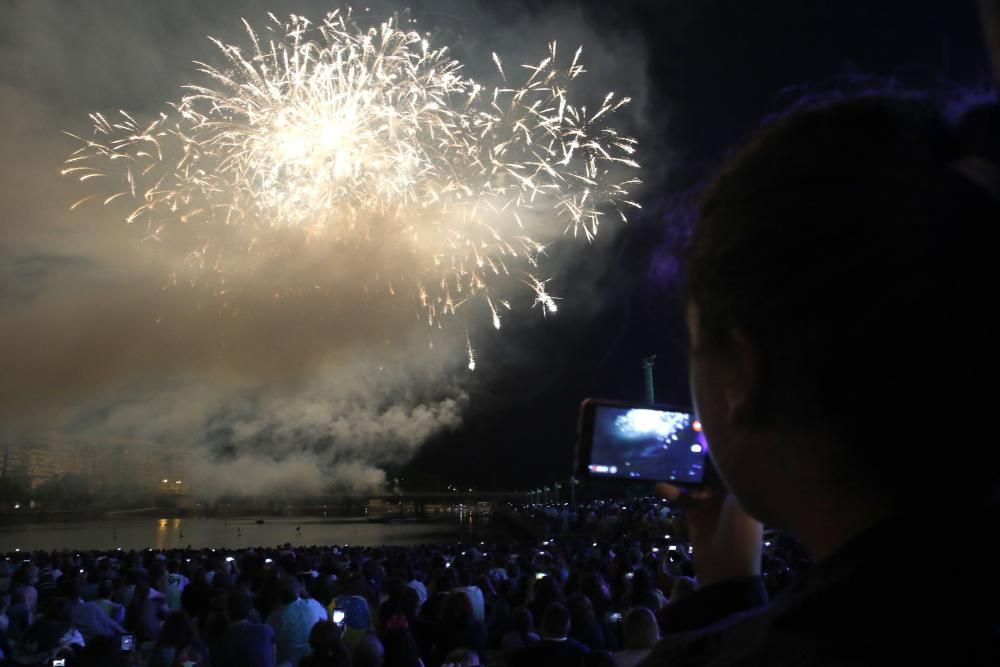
[[0, 514, 493, 552]]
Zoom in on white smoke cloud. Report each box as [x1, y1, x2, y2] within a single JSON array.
[[60, 349, 467, 498]]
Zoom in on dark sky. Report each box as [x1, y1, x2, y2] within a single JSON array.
[[0, 1, 989, 495], [404, 0, 991, 491]]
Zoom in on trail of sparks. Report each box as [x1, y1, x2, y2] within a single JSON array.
[[466, 332, 476, 371], [64, 9, 641, 330]]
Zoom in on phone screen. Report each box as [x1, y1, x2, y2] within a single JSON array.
[[583, 403, 707, 484], [333, 609, 346, 625], [121, 634, 135, 652]]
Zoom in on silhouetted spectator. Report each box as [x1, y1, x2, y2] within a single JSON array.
[[614, 607, 659, 667], [507, 603, 589, 667], [381, 626, 421, 667], [212, 586, 276, 667], [500, 606, 539, 654], [300, 620, 351, 667], [149, 610, 207, 667], [642, 90, 1000, 664], [435, 590, 486, 663]]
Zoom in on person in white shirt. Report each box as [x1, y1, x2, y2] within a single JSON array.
[[266, 577, 327, 667], [164, 562, 189, 612]]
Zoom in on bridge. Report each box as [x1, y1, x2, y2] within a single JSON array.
[[294, 491, 527, 520]]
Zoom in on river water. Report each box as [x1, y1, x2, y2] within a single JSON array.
[[0, 516, 464, 552]]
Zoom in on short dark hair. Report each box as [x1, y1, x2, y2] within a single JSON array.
[[622, 606, 659, 650], [277, 576, 300, 604], [511, 606, 534, 634], [309, 620, 349, 663], [541, 602, 570, 639], [227, 587, 254, 621], [687, 95, 998, 493], [439, 590, 473, 625], [158, 610, 196, 648]]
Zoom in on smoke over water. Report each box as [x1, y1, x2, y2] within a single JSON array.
[[64, 351, 468, 498], [0, 0, 649, 498]]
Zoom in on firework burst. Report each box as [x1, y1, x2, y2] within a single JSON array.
[[64, 9, 641, 329]]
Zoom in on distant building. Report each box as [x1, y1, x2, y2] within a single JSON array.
[[0, 436, 190, 496], [1, 446, 83, 490]]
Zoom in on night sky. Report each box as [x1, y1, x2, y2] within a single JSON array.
[[0, 1, 989, 496]]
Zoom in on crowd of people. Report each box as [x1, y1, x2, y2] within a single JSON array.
[[0, 506, 807, 667]]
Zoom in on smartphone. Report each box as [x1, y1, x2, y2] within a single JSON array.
[[535, 572, 547, 580], [606, 612, 622, 623], [52, 660, 66, 667], [333, 609, 346, 626], [121, 634, 135, 652], [577, 399, 708, 485]]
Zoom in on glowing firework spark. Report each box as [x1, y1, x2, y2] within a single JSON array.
[[466, 333, 476, 372], [615, 409, 689, 440], [64, 9, 641, 328]]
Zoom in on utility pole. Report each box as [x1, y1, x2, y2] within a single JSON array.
[[979, 0, 1000, 84], [642, 355, 657, 404]]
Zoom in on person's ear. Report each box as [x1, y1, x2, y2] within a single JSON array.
[[723, 328, 761, 427]]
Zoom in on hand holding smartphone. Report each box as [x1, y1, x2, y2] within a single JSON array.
[[576, 399, 709, 485], [576, 398, 761, 588]]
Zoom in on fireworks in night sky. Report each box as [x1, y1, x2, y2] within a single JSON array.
[[64, 9, 641, 345]]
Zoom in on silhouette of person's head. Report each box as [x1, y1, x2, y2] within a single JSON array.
[[686, 94, 999, 551]]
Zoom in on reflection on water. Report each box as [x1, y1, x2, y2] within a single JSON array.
[[154, 518, 186, 551], [0, 516, 461, 552]]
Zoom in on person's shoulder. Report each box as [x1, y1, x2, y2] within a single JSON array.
[[520, 639, 589, 656], [241, 622, 276, 642], [542, 640, 589, 666], [506, 642, 542, 667], [563, 637, 591, 653]]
